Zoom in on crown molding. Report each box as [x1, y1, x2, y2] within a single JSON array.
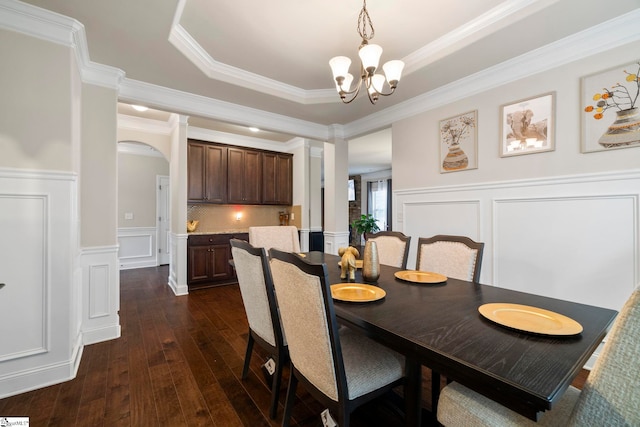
[[187, 126, 292, 153], [117, 114, 175, 135], [168, 0, 336, 105], [0, 0, 124, 89], [343, 8, 640, 139], [404, 0, 560, 73], [119, 78, 329, 140]]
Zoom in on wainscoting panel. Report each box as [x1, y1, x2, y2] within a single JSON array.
[[494, 195, 636, 311], [0, 194, 48, 362], [403, 200, 481, 270], [396, 170, 640, 314], [117, 227, 157, 269], [0, 169, 79, 398], [81, 246, 120, 345]]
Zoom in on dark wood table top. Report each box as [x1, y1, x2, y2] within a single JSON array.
[[304, 251, 618, 421]]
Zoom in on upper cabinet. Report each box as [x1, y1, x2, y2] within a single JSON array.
[[188, 142, 227, 203], [227, 148, 262, 204], [262, 152, 292, 205], [188, 139, 292, 205]]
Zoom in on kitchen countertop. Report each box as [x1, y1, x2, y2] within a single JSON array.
[[187, 229, 249, 235]]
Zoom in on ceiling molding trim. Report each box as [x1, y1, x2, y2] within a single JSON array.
[[187, 126, 289, 153], [404, 0, 558, 74], [0, 0, 78, 46], [0, 0, 124, 89], [118, 114, 174, 135], [343, 8, 640, 139], [119, 78, 329, 141], [169, 0, 336, 105]]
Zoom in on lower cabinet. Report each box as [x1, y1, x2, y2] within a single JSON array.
[[187, 233, 248, 290]]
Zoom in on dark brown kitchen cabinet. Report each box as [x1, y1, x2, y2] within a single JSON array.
[[188, 142, 227, 203], [187, 140, 292, 205], [227, 148, 262, 204], [262, 152, 293, 205], [187, 233, 248, 289]]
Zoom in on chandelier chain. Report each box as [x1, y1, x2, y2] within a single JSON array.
[[357, 0, 375, 41]]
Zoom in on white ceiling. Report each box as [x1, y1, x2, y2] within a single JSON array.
[[20, 0, 640, 174]]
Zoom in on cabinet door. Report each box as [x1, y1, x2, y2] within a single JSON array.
[[275, 153, 292, 205], [262, 152, 278, 204], [188, 245, 213, 282], [188, 142, 227, 203], [243, 150, 262, 203], [262, 152, 292, 205], [228, 148, 262, 204], [205, 145, 227, 203], [187, 143, 206, 201], [210, 244, 232, 280]]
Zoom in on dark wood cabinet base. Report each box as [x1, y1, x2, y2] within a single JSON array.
[[187, 232, 248, 290]]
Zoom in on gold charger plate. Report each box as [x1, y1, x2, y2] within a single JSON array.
[[478, 303, 583, 336], [331, 283, 386, 303], [394, 270, 447, 284], [337, 260, 364, 269]]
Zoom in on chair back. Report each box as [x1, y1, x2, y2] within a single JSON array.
[[568, 287, 640, 426], [249, 226, 301, 253], [416, 235, 484, 282], [230, 239, 284, 348], [366, 231, 411, 269], [269, 249, 345, 402]]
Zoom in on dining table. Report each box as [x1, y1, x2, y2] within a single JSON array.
[[302, 251, 618, 426]]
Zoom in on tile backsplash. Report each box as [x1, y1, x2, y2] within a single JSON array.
[[188, 204, 297, 233]]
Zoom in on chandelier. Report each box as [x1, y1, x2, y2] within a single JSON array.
[[329, 0, 405, 105]]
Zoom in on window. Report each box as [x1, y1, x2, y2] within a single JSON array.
[[368, 179, 391, 231]]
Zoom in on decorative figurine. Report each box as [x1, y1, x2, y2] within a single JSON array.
[[338, 246, 360, 282]]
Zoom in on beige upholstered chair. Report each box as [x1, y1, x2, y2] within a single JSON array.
[[437, 287, 640, 426], [230, 239, 288, 419], [416, 235, 484, 282], [248, 225, 301, 253], [365, 231, 411, 269], [269, 248, 406, 427]]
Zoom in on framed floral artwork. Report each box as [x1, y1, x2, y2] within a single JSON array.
[[439, 110, 477, 173], [500, 92, 555, 157], [581, 60, 640, 153]]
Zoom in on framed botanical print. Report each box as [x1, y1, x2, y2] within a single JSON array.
[[439, 110, 478, 173], [581, 60, 640, 153], [500, 92, 555, 157]]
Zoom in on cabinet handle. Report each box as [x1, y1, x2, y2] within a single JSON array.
[[0, 283, 5, 290]]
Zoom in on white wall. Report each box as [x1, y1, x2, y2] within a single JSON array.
[[393, 41, 640, 316]]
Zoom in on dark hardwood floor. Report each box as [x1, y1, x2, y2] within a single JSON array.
[[0, 265, 588, 426]]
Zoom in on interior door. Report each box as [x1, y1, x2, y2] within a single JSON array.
[[157, 175, 170, 265]]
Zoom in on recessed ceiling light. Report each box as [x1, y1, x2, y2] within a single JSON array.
[[131, 105, 148, 112], [248, 127, 260, 132]]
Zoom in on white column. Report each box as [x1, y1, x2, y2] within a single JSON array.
[[323, 125, 350, 255], [169, 115, 189, 295]]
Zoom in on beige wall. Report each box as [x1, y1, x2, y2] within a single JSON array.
[[118, 152, 169, 227], [0, 30, 73, 171], [80, 84, 118, 247], [118, 128, 171, 161], [393, 41, 640, 192]]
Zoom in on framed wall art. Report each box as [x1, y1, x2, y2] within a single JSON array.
[[500, 92, 555, 157], [439, 110, 477, 173], [581, 60, 640, 153]]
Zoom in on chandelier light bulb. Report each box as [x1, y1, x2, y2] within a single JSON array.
[[382, 60, 405, 87], [329, 56, 351, 81], [358, 44, 383, 75], [371, 74, 386, 93], [336, 73, 354, 93]]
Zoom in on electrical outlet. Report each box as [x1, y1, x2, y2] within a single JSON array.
[[124, 212, 134, 220], [290, 212, 295, 220]]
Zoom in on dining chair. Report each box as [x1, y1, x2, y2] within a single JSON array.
[[268, 248, 406, 427], [437, 286, 640, 426], [416, 235, 484, 282], [365, 230, 412, 269], [248, 225, 301, 253], [229, 239, 288, 419]]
